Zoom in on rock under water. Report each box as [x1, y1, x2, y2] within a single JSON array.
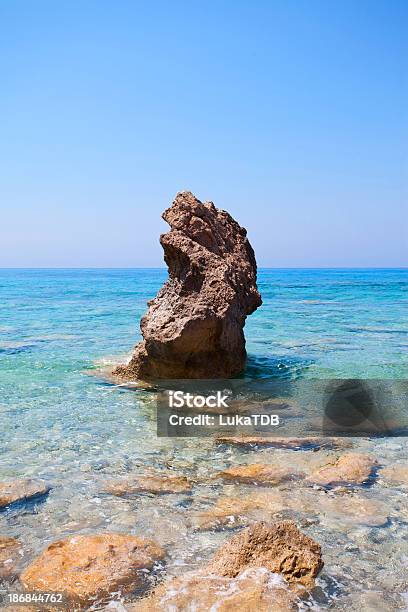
[[104, 471, 192, 496], [307, 453, 377, 487], [113, 191, 262, 379], [0, 478, 50, 509], [20, 533, 165, 606]]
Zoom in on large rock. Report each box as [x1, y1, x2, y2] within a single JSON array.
[[0, 478, 50, 508], [206, 521, 323, 587], [20, 533, 165, 606], [113, 192, 262, 379]]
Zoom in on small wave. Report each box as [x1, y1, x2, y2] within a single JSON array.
[[297, 299, 334, 305], [0, 340, 38, 354], [28, 334, 79, 341], [348, 326, 408, 335], [245, 354, 313, 379], [0, 334, 80, 355], [94, 354, 132, 367]]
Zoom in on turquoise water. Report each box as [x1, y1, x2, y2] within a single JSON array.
[[1, 268, 406, 383], [0, 268, 408, 610]]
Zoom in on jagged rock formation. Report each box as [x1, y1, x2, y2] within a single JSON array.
[[114, 191, 262, 379], [206, 521, 323, 587]]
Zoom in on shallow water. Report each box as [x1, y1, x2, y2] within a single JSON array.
[[0, 268, 407, 610]]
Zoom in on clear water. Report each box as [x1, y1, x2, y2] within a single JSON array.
[[0, 268, 407, 610]]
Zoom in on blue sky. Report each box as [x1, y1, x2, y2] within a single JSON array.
[[1, 0, 406, 267]]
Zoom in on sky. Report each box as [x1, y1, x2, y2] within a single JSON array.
[[0, 0, 407, 268]]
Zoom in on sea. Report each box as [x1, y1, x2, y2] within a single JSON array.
[[0, 268, 407, 610]]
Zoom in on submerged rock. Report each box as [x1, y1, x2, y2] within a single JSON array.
[[193, 493, 288, 531], [206, 520, 323, 587], [20, 533, 165, 606], [307, 453, 377, 487], [380, 463, 408, 486], [215, 435, 352, 450], [0, 535, 22, 578], [194, 488, 388, 532], [128, 567, 299, 611], [318, 494, 388, 527], [0, 478, 50, 508], [216, 463, 303, 486], [105, 472, 192, 496], [113, 191, 261, 379]]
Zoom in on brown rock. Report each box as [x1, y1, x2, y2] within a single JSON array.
[[113, 191, 261, 379], [307, 453, 377, 487], [206, 521, 323, 587], [105, 472, 192, 496], [128, 567, 299, 612], [216, 435, 352, 450], [20, 533, 165, 606], [0, 536, 22, 578], [216, 463, 303, 486], [0, 478, 50, 508], [380, 464, 408, 486]]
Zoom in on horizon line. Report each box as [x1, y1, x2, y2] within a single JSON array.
[[0, 266, 407, 271]]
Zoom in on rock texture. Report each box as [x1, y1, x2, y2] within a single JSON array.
[[307, 453, 377, 487], [113, 191, 261, 379], [20, 533, 165, 606], [0, 478, 50, 508], [206, 521, 323, 587]]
